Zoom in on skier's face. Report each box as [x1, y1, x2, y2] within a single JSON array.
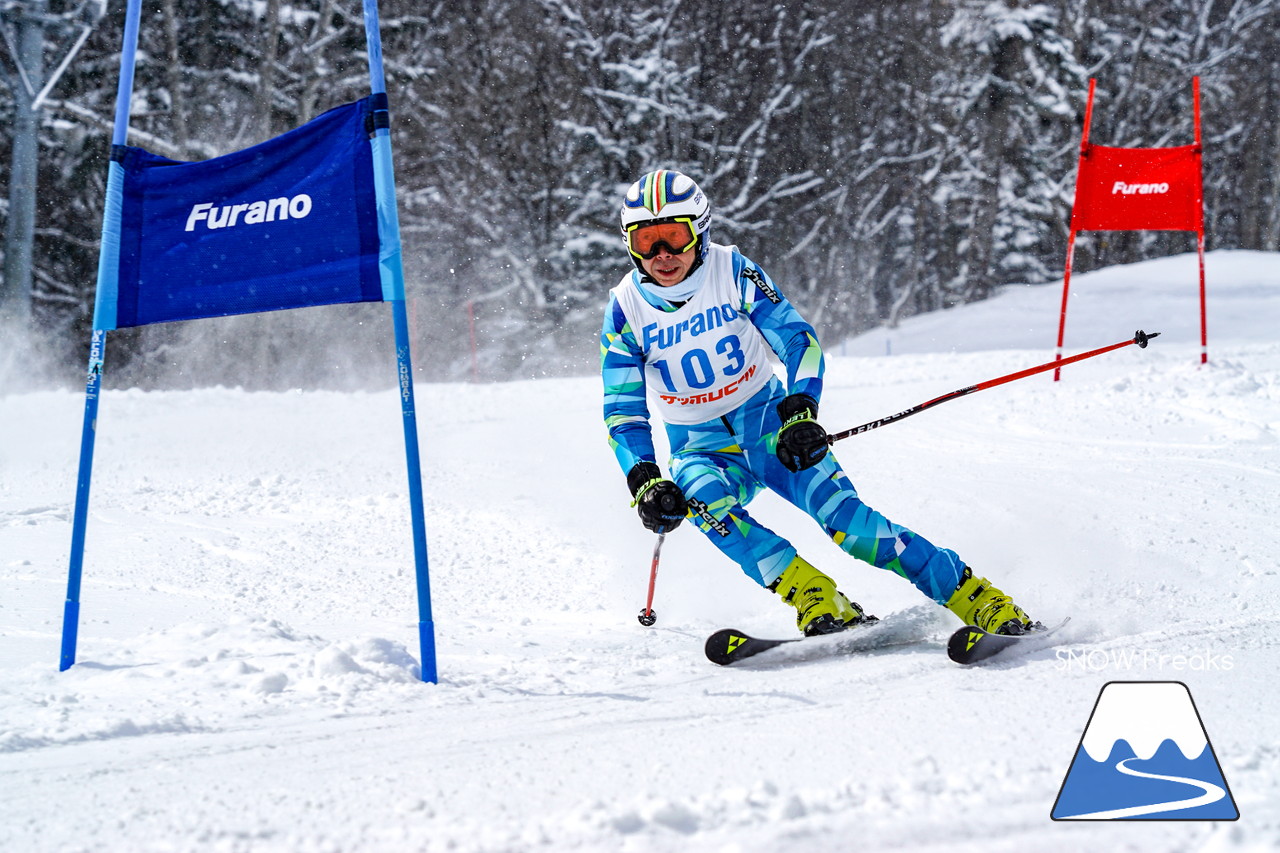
[[641, 245, 695, 287]]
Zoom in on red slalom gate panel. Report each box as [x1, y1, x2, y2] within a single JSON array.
[[1072, 143, 1203, 232], [1055, 77, 1207, 377]]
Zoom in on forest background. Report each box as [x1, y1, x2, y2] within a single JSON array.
[[1, 0, 1277, 388]]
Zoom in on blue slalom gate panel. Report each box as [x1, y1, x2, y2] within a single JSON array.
[[104, 97, 383, 330]]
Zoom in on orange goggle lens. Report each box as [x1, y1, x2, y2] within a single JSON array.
[[626, 219, 698, 259]]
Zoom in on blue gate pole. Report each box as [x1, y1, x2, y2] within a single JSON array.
[[362, 0, 437, 683], [60, 0, 143, 671]]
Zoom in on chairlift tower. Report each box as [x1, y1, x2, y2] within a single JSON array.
[[0, 0, 106, 333]]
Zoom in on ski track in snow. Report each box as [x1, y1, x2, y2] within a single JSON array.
[[2, 251, 1278, 851]]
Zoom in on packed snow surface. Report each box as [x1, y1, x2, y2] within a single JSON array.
[[2, 251, 1277, 851]]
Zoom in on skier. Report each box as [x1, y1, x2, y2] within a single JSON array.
[[600, 169, 1039, 637]]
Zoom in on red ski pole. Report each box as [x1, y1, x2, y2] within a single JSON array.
[[828, 330, 1159, 443], [638, 533, 664, 627]]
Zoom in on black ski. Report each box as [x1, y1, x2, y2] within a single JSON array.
[[946, 617, 1071, 665], [705, 607, 941, 666], [705, 629, 796, 665]]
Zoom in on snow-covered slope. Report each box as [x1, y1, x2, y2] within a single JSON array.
[[2, 251, 1277, 851], [839, 249, 1280, 356]]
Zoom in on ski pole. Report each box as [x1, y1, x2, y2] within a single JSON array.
[[637, 533, 664, 627], [828, 330, 1160, 443]]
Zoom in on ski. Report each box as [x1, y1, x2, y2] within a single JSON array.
[[946, 617, 1071, 665], [705, 629, 794, 665], [705, 607, 942, 666]]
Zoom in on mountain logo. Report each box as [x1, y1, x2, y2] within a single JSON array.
[[1052, 681, 1239, 821]]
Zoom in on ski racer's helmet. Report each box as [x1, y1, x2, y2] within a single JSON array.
[[619, 170, 711, 276]]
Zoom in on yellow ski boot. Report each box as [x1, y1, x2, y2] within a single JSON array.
[[945, 567, 1038, 635], [770, 555, 873, 636]]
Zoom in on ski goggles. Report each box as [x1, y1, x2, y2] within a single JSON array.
[[625, 217, 699, 260]]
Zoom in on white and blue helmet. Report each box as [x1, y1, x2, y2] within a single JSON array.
[[619, 169, 711, 274]]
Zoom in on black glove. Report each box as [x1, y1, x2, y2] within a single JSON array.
[[775, 393, 829, 472], [626, 461, 688, 533]]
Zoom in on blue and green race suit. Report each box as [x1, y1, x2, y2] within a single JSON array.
[[601, 242, 964, 600]]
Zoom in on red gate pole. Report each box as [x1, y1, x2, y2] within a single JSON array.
[[467, 298, 478, 382], [1198, 230, 1207, 364], [1054, 229, 1079, 382], [1055, 78, 1097, 381]]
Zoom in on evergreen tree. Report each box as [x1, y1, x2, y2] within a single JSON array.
[[3, 0, 1278, 387]]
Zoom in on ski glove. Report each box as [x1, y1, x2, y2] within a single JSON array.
[[627, 461, 688, 534], [775, 393, 830, 472]]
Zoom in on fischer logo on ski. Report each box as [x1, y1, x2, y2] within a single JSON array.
[[947, 618, 1071, 665]]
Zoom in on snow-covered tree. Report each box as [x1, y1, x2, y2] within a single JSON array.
[[936, 1, 1087, 302], [4, 0, 1279, 385]]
